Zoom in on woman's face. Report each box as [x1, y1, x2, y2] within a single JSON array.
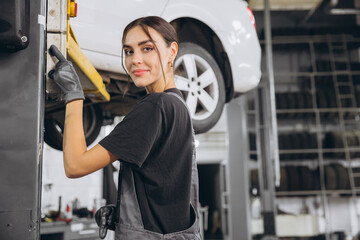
[[123, 26, 176, 92]]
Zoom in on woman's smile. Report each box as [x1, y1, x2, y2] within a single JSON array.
[[132, 69, 149, 77]]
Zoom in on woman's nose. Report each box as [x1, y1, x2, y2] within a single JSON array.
[[132, 51, 142, 65]]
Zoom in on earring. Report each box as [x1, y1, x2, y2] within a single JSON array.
[[169, 61, 173, 67]]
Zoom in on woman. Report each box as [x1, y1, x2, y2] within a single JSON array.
[[49, 16, 201, 239]]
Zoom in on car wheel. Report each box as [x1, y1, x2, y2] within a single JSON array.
[[44, 105, 103, 151], [174, 42, 226, 134]]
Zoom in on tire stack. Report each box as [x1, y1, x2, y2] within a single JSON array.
[[278, 132, 318, 160], [315, 74, 359, 119], [276, 166, 320, 193], [323, 131, 360, 159], [249, 131, 319, 160], [250, 163, 351, 194], [251, 79, 360, 196], [316, 90, 338, 119], [324, 163, 351, 191], [276, 91, 313, 119]]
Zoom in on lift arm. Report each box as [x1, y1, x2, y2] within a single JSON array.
[[47, 0, 110, 102], [66, 25, 110, 102]]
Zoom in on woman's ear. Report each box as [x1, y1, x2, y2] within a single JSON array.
[[170, 42, 178, 62]]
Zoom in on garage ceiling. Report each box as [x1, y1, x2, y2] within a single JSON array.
[[249, 0, 322, 10], [249, 0, 360, 15], [249, 0, 360, 35]]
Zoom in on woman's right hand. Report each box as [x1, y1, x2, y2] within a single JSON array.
[[48, 45, 85, 103]]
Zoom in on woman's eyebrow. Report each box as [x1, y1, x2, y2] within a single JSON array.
[[138, 40, 152, 46], [123, 40, 153, 49]]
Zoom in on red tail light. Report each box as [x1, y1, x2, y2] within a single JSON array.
[[247, 6, 256, 31]]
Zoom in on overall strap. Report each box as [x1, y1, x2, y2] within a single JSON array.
[[115, 162, 123, 224], [165, 92, 193, 128], [165, 91, 186, 105], [165, 91, 200, 212]]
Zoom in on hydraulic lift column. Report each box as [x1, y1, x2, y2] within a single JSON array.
[[225, 0, 279, 239], [0, 0, 45, 239], [258, 0, 279, 239], [226, 95, 252, 240]]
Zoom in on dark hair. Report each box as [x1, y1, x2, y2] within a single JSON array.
[[122, 16, 178, 50], [121, 16, 178, 94]]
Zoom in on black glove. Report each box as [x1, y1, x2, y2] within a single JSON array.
[[95, 204, 117, 239], [48, 45, 85, 103]]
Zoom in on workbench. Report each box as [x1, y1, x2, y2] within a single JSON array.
[[40, 218, 100, 240]]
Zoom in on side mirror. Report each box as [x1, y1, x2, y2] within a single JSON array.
[[0, 0, 30, 52]]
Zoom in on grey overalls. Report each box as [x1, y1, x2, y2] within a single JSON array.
[[115, 92, 202, 240]]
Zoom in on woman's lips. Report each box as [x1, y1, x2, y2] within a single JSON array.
[[132, 69, 149, 77]]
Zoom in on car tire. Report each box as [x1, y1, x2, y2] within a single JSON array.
[[174, 42, 226, 134], [44, 105, 103, 151]]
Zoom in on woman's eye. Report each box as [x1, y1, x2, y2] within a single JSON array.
[[143, 47, 153, 52], [124, 49, 133, 55]]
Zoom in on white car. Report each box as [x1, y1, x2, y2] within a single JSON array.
[[44, 0, 261, 150]]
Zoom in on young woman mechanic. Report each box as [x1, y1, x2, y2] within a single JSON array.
[[49, 16, 201, 239]]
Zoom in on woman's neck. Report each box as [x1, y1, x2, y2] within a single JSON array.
[[146, 74, 176, 93]]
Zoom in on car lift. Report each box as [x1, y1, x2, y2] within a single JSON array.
[[225, 0, 279, 239], [0, 0, 45, 238], [0, 0, 110, 239]]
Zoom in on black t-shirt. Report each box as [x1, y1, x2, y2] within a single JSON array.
[[99, 88, 193, 234]]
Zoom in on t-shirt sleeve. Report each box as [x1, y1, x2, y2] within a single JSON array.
[[99, 100, 163, 168]]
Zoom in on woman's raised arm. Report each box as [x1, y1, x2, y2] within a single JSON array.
[[49, 45, 118, 178]]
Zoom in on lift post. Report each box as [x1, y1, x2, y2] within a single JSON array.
[[0, 0, 45, 239], [226, 95, 252, 240], [257, 0, 279, 239]]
